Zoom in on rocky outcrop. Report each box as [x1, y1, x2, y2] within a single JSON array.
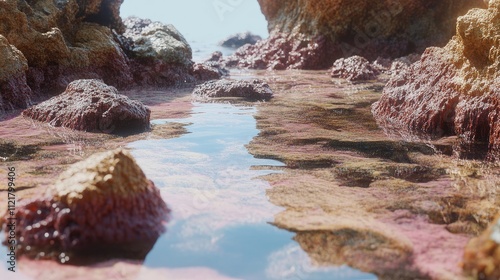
[[463, 215, 500, 279], [1, 148, 169, 263], [22, 79, 150, 134], [193, 62, 228, 81], [330, 56, 380, 81], [0, 1, 198, 111], [372, 0, 500, 158], [225, 0, 486, 70], [192, 79, 273, 101], [0, 35, 32, 111], [219, 32, 262, 48]]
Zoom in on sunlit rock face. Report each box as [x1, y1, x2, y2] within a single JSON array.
[[463, 215, 500, 280], [372, 0, 500, 159], [0, 1, 197, 111], [22, 79, 151, 134], [1, 149, 169, 264], [224, 0, 485, 70]]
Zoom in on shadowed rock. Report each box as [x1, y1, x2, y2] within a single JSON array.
[[22, 79, 150, 134], [192, 79, 274, 101], [219, 32, 262, 48], [1, 148, 169, 264], [330, 56, 380, 81], [463, 215, 500, 279]]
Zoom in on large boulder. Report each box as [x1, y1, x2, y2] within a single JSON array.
[[372, 0, 500, 158], [225, 0, 486, 70], [0, 35, 32, 111], [192, 79, 273, 101], [1, 149, 169, 263], [22, 79, 150, 134], [463, 215, 500, 279]]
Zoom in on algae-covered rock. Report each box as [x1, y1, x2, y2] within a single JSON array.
[[1, 149, 169, 263]]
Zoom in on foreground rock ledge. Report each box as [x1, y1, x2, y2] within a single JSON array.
[[1, 149, 169, 264], [23, 79, 151, 134], [192, 79, 274, 101], [372, 0, 500, 158]]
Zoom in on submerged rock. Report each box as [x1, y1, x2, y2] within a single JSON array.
[[372, 0, 500, 158], [330, 56, 380, 81], [463, 215, 500, 279], [225, 0, 485, 70], [192, 79, 273, 101], [22, 79, 150, 134], [219, 32, 262, 48], [1, 149, 169, 263]]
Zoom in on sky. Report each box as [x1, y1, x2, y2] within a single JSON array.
[[120, 0, 269, 44]]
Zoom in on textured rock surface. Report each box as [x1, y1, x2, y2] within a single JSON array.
[[463, 215, 500, 279], [372, 0, 500, 158], [192, 62, 228, 81], [0, 35, 32, 111], [330, 56, 380, 81], [122, 17, 195, 86], [219, 32, 262, 48], [0, 1, 197, 111], [225, 0, 485, 70], [1, 148, 169, 263], [192, 79, 273, 101], [23, 79, 150, 133]]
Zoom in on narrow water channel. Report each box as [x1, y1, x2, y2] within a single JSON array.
[[127, 102, 376, 280]]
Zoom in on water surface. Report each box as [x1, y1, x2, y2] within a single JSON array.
[[128, 102, 377, 280]]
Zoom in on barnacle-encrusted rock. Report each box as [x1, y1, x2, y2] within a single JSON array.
[[192, 79, 273, 101], [1, 149, 169, 263], [22, 79, 150, 134], [463, 215, 500, 279], [372, 0, 500, 158]]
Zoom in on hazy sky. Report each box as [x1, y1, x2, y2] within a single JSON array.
[[120, 0, 269, 43]]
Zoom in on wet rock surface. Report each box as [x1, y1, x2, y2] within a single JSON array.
[[219, 32, 262, 48], [227, 0, 485, 70], [192, 61, 229, 81], [22, 79, 150, 134], [463, 215, 500, 280], [330, 56, 380, 81], [1, 148, 169, 264], [372, 0, 500, 159], [0, 1, 198, 111], [192, 79, 273, 101]]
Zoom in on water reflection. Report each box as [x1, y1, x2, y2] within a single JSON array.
[[128, 103, 376, 280]]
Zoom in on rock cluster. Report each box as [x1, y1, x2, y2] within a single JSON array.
[[224, 0, 486, 70], [23, 79, 150, 134], [192, 79, 274, 101], [1, 149, 169, 263], [463, 215, 500, 279], [0, 1, 197, 112], [372, 0, 500, 158], [219, 32, 262, 48], [330, 56, 380, 81]]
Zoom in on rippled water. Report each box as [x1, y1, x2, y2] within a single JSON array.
[[128, 102, 376, 280]]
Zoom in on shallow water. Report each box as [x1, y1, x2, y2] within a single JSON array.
[[190, 41, 236, 62], [128, 102, 376, 280]]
